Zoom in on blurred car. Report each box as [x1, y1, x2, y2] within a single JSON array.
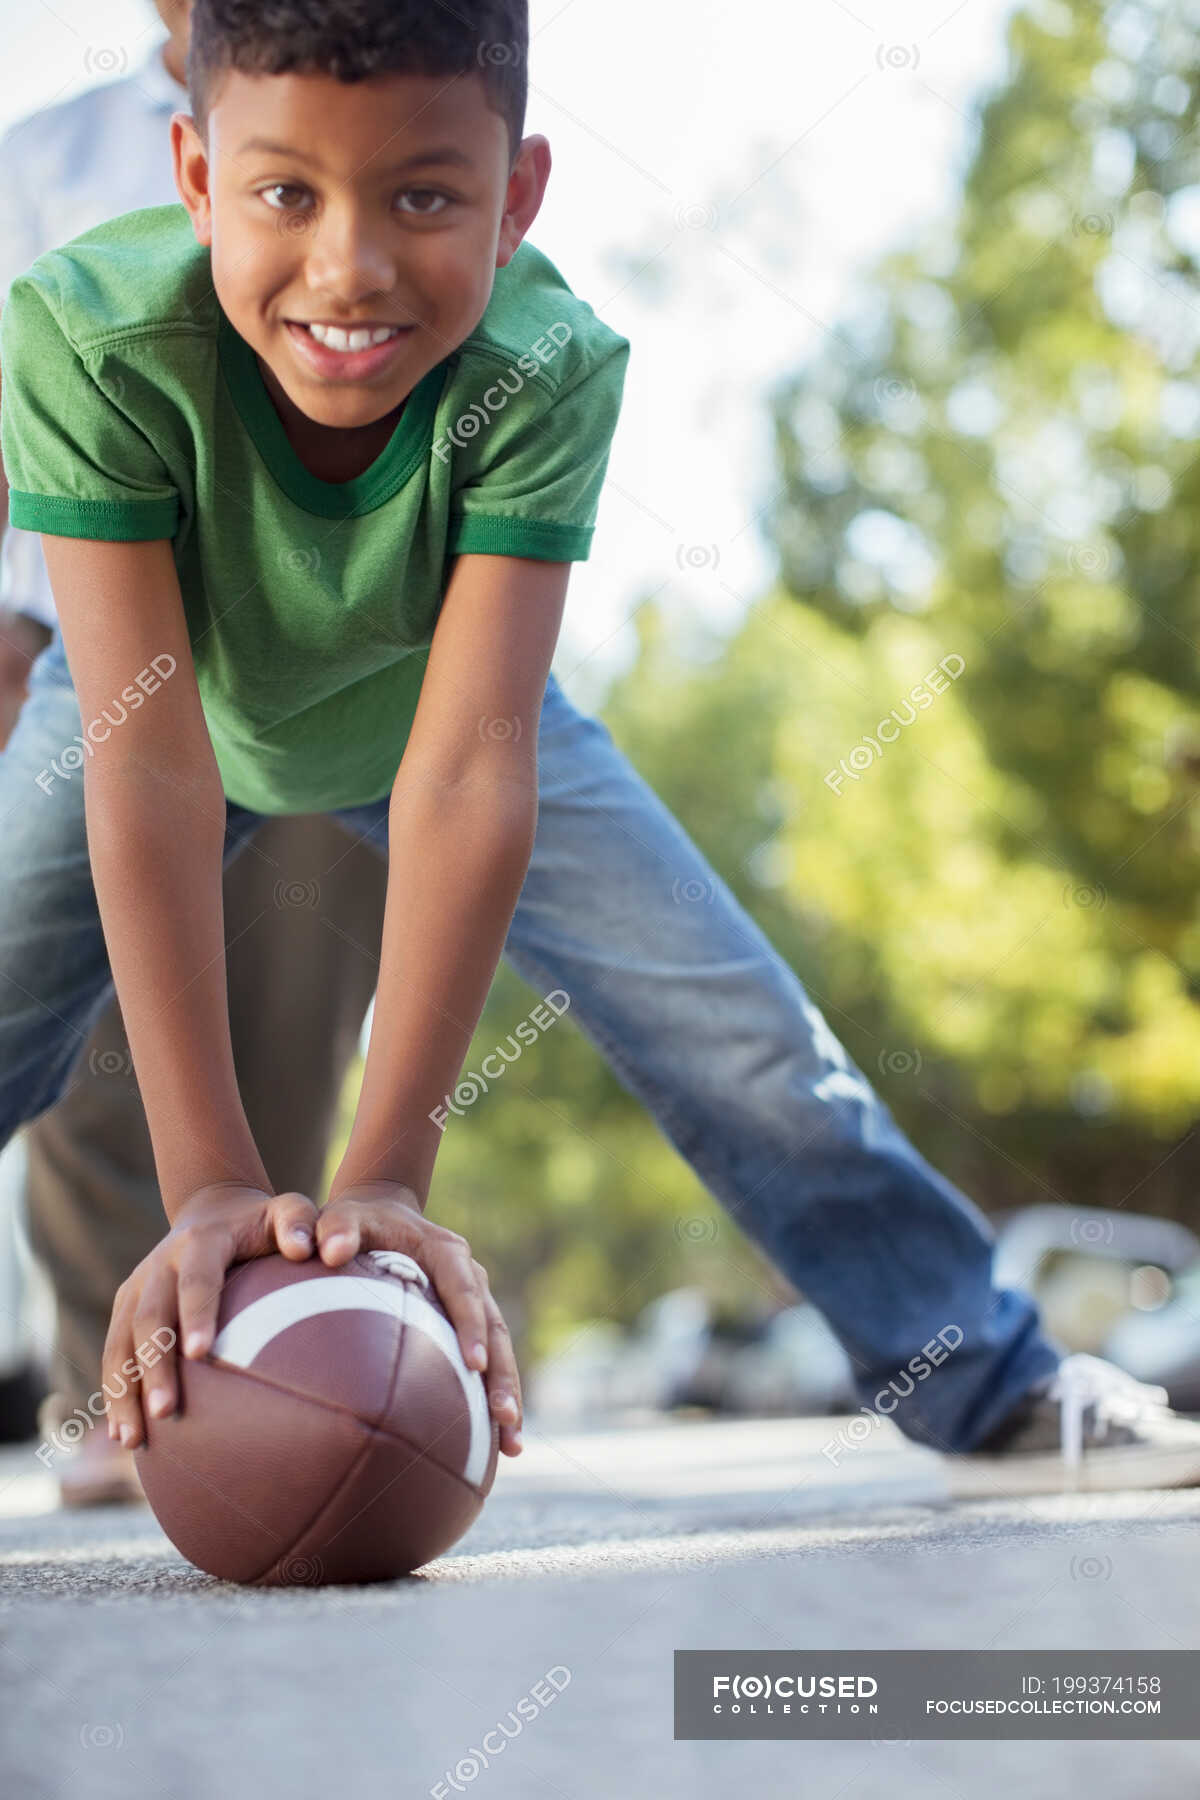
[[526, 1286, 855, 1425], [1103, 1263, 1200, 1412], [0, 1135, 51, 1441], [989, 1202, 1200, 1408]]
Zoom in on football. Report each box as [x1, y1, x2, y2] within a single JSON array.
[[135, 1248, 498, 1585]]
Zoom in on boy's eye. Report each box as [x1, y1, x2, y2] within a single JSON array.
[[396, 189, 450, 217], [260, 183, 310, 212]]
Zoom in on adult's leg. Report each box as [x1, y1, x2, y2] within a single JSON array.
[[499, 675, 1060, 1454], [222, 815, 387, 1199]]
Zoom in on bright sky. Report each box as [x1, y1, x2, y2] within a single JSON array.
[[0, 0, 1020, 705]]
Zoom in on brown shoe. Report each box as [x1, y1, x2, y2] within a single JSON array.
[[59, 1426, 146, 1508]]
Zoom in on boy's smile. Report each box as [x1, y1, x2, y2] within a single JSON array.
[[171, 67, 548, 481]]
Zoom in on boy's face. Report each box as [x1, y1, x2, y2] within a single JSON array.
[[171, 68, 547, 439]]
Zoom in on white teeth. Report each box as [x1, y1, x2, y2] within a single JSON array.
[[305, 322, 400, 351]]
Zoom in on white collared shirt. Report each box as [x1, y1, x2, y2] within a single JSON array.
[[0, 34, 184, 625]]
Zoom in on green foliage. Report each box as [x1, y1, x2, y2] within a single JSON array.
[[764, 0, 1200, 1209]]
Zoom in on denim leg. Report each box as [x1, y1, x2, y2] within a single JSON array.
[[0, 632, 266, 1144], [499, 675, 1059, 1453]]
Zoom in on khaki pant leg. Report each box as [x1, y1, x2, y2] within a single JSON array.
[[24, 812, 386, 1420]]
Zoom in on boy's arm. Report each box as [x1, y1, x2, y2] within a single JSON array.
[[327, 551, 570, 1211], [38, 534, 272, 1216]]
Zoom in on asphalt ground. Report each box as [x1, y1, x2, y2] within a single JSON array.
[[0, 1414, 1197, 1799]]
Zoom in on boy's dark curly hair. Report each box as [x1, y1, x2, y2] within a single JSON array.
[[187, 0, 528, 166]]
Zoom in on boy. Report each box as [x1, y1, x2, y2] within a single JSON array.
[[2, 0, 1197, 1490]]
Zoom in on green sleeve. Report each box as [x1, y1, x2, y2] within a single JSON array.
[[0, 270, 180, 541], [446, 336, 630, 563]]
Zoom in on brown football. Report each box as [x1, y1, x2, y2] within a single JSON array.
[[135, 1248, 498, 1585]]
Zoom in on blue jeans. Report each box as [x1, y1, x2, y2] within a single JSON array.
[[0, 630, 1058, 1452]]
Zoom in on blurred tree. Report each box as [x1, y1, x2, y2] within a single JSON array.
[[764, 0, 1200, 1214]]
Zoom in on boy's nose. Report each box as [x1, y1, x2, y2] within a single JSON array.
[[301, 214, 398, 302]]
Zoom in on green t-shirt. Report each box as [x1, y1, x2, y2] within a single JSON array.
[[0, 203, 630, 813]]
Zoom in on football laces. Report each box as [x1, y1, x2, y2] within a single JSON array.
[[367, 1249, 431, 1289]]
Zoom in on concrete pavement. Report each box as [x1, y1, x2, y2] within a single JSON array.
[[1, 1414, 1197, 1798]]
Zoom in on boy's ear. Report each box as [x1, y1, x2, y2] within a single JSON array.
[[170, 110, 213, 246], [496, 134, 551, 270]]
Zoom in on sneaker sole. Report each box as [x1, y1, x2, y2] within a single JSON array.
[[946, 1441, 1200, 1499]]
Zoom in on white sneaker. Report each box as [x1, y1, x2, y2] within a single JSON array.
[[946, 1353, 1200, 1498]]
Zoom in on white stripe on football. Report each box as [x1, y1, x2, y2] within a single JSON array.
[[210, 1260, 492, 1487]]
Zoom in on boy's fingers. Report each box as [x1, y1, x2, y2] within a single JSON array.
[[175, 1242, 236, 1363], [271, 1190, 318, 1259], [498, 1418, 524, 1457], [102, 1313, 139, 1448], [131, 1268, 181, 1438], [315, 1201, 363, 1266], [481, 1288, 522, 1442], [428, 1236, 489, 1375]]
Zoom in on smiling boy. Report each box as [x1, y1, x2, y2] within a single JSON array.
[[0, 0, 626, 1459]]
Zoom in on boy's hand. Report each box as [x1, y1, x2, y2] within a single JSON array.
[[103, 1182, 318, 1450], [317, 1180, 524, 1456]]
